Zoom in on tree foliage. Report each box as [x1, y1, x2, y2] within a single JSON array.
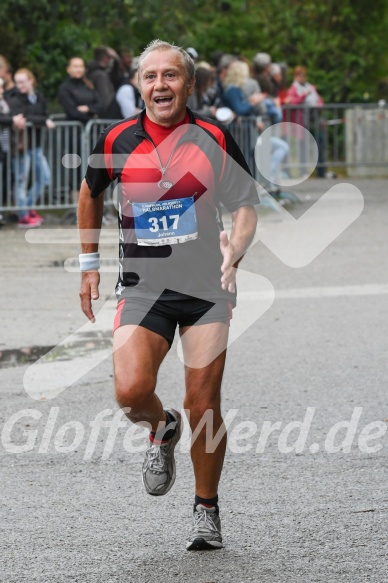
[[1, 0, 388, 106]]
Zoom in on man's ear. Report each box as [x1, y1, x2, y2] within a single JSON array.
[[137, 72, 143, 97], [188, 76, 196, 96]]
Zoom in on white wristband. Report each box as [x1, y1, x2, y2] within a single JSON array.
[[79, 252, 100, 271]]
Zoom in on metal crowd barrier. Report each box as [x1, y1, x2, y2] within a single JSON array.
[[282, 103, 388, 178], [0, 121, 84, 212], [1, 103, 388, 213]]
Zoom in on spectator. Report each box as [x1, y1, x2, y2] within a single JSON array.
[[210, 50, 225, 71], [270, 62, 288, 105], [0, 55, 17, 100], [58, 57, 102, 122], [251, 53, 283, 124], [119, 48, 134, 80], [237, 56, 283, 123], [86, 47, 122, 119], [196, 60, 212, 70], [223, 61, 289, 192], [58, 57, 102, 123], [286, 66, 323, 108], [186, 47, 199, 63], [252, 52, 274, 95], [57, 57, 102, 204], [240, 58, 261, 98], [187, 67, 217, 118], [0, 77, 14, 224], [116, 67, 143, 118], [286, 66, 326, 177], [8, 68, 55, 227], [222, 61, 265, 116], [214, 54, 237, 106]]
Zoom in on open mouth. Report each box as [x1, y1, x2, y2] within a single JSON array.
[[154, 96, 173, 105]]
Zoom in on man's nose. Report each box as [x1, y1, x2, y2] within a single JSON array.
[[154, 75, 168, 90]]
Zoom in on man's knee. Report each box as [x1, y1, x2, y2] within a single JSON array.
[[114, 374, 156, 411], [184, 393, 221, 427]]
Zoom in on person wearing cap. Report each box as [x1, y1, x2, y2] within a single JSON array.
[[186, 47, 199, 62], [252, 52, 274, 95]]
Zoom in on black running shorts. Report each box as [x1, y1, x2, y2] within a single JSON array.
[[113, 296, 233, 348]]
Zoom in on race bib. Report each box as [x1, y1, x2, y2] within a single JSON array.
[[132, 196, 198, 246]]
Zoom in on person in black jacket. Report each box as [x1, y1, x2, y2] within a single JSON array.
[[58, 57, 103, 205], [58, 57, 102, 123], [86, 47, 122, 119], [8, 68, 55, 227], [0, 76, 19, 223], [0, 55, 17, 101]]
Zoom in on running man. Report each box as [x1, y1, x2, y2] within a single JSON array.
[[78, 40, 258, 550]]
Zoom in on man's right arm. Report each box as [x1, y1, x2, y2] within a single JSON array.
[[78, 179, 105, 322]]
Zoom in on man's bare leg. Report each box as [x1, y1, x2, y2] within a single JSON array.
[[180, 322, 229, 498], [113, 325, 170, 431], [114, 324, 182, 497]]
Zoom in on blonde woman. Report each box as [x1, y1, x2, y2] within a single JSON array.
[[223, 61, 289, 190], [222, 60, 265, 116]]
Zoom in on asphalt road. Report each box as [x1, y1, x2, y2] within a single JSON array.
[[1, 178, 387, 582]]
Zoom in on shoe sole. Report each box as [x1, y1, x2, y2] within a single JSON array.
[[142, 409, 182, 496], [186, 537, 223, 551]]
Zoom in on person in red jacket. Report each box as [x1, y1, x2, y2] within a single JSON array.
[[286, 66, 326, 178], [286, 66, 323, 109]]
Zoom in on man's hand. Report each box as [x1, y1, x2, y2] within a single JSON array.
[[220, 206, 258, 293], [220, 231, 237, 293], [79, 270, 100, 323], [249, 92, 267, 106], [12, 114, 26, 130]]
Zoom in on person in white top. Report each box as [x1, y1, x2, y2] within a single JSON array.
[[116, 68, 143, 118]]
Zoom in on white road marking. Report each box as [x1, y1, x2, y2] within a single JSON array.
[[240, 283, 388, 300]]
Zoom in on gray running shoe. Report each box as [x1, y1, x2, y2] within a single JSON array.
[[186, 504, 223, 550], [142, 409, 182, 496]]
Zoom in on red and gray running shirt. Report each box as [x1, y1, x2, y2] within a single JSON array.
[[85, 108, 259, 305]]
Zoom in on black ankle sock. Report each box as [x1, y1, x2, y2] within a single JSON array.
[[194, 494, 219, 514], [150, 410, 177, 442]]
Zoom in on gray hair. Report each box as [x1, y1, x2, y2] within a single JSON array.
[[253, 52, 272, 72], [137, 39, 196, 85], [217, 54, 237, 74], [270, 63, 281, 76]]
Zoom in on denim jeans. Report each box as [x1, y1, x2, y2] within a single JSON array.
[[13, 147, 51, 218], [255, 135, 290, 190], [270, 136, 290, 187]]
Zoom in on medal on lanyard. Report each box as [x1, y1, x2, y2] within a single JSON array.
[[158, 179, 174, 189]]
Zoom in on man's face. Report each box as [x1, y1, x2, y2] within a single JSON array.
[[139, 49, 194, 127], [14, 73, 33, 94], [67, 58, 85, 79]]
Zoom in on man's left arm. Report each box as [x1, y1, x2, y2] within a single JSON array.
[[220, 205, 257, 293]]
